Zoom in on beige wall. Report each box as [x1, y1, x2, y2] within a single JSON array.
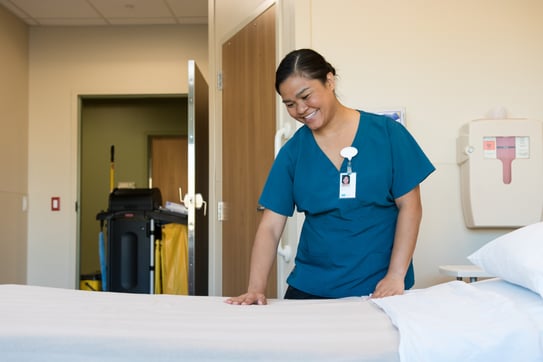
[[27, 24, 208, 288], [0, 5, 28, 284]]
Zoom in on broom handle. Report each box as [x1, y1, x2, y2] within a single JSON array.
[[109, 145, 115, 192]]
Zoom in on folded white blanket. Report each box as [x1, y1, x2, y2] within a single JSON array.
[[371, 281, 543, 362]]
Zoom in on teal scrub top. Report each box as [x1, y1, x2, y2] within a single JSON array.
[[259, 111, 435, 298]]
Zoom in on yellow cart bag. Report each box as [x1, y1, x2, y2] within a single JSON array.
[[155, 223, 188, 295]]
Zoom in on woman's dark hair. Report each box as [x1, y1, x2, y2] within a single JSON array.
[[275, 49, 336, 93]]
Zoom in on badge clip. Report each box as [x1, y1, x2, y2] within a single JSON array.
[[340, 146, 358, 174]]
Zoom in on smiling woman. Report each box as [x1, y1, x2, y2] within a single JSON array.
[[226, 49, 435, 305]]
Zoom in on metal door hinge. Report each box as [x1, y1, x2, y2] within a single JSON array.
[[217, 71, 223, 91], [218, 201, 228, 221]]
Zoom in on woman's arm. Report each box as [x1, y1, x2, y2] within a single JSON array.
[[371, 185, 422, 298], [225, 209, 287, 305]]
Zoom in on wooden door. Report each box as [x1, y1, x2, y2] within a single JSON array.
[[222, 5, 277, 297], [150, 136, 187, 206]]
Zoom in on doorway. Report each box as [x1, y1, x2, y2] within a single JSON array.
[[79, 96, 187, 278]]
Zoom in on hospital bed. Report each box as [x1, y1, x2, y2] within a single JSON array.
[[0, 278, 541, 361], [1, 223, 542, 361]]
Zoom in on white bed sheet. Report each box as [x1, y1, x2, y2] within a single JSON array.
[[0, 285, 399, 361], [372, 279, 543, 362], [474, 277, 543, 334]]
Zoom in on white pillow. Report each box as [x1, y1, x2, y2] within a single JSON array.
[[468, 221, 543, 298]]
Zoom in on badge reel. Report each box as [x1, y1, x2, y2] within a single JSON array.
[[339, 146, 358, 199]]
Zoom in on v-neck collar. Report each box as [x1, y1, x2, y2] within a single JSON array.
[[307, 110, 362, 173]]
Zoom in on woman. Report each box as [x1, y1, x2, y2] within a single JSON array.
[[226, 49, 434, 305]]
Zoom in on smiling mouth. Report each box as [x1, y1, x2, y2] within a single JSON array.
[[303, 110, 317, 121]]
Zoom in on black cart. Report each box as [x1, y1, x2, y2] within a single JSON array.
[[97, 188, 187, 294]]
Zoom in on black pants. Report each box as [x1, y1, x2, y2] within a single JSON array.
[[284, 285, 327, 300]]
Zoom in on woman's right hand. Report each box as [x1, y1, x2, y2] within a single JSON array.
[[225, 210, 286, 307], [225, 292, 267, 305]]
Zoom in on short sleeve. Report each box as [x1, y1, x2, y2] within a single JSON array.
[[258, 142, 296, 216], [388, 120, 435, 198]]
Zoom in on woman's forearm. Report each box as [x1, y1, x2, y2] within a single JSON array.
[[388, 186, 422, 279]]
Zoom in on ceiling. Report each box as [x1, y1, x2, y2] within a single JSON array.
[[0, 0, 207, 26]]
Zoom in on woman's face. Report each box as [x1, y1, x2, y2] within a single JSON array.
[[278, 73, 336, 131]]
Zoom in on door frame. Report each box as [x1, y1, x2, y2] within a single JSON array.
[[75, 92, 186, 287]]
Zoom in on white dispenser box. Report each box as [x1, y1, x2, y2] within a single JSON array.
[[457, 119, 543, 228]]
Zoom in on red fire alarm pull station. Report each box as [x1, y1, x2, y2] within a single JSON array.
[[51, 197, 60, 211]]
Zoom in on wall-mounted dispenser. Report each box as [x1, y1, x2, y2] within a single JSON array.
[[457, 118, 543, 228]]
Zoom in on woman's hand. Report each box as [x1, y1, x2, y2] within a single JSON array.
[[371, 186, 422, 299], [225, 210, 287, 306], [371, 274, 405, 298], [225, 292, 267, 305]]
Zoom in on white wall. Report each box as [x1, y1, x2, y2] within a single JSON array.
[[27, 25, 208, 288], [290, 0, 543, 287]]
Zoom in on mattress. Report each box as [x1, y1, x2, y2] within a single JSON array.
[[0, 279, 541, 361], [0, 285, 399, 361]]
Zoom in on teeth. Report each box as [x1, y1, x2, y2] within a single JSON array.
[[304, 111, 317, 120]]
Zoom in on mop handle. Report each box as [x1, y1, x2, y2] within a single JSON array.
[[99, 220, 107, 292], [109, 145, 115, 192]]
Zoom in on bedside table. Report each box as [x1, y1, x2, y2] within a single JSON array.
[[439, 264, 492, 283]]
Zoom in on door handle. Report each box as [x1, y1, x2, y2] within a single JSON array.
[[183, 193, 207, 216], [256, 205, 265, 212]]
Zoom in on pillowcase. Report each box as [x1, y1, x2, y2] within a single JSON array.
[[468, 221, 543, 298]]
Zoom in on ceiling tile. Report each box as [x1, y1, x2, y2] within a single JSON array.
[[0, 0, 208, 25], [7, 0, 100, 18], [90, 0, 173, 18], [166, 0, 207, 17]]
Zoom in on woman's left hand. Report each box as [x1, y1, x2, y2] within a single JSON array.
[[371, 275, 405, 298]]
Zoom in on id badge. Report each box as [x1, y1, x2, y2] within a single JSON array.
[[339, 172, 356, 198]]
